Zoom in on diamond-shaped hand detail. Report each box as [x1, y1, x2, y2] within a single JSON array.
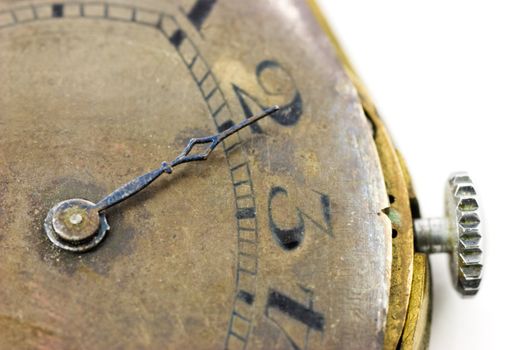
[[95, 106, 279, 212], [44, 106, 279, 252]]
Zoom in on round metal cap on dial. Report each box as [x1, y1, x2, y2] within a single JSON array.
[[414, 172, 483, 296], [44, 199, 110, 252]]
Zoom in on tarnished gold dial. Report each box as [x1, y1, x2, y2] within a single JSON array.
[[0, 1, 393, 349]]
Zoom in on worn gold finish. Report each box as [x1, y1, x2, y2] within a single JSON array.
[[397, 152, 431, 349], [372, 121, 415, 350], [401, 254, 431, 350], [367, 100, 415, 350]]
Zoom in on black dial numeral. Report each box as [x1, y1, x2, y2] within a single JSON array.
[[265, 287, 325, 350], [171, 0, 218, 47], [51, 4, 64, 17], [184, 0, 217, 31], [268, 186, 333, 250], [233, 60, 302, 133]]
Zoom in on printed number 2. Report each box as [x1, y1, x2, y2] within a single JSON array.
[[233, 60, 303, 133]]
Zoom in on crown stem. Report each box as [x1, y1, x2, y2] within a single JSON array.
[[414, 217, 451, 254]]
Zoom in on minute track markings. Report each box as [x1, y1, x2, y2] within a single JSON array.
[[0, 3, 263, 348], [51, 4, 63, 18], [45, 106, 279, 220]]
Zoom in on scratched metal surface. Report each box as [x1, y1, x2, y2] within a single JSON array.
[[0, 0, 391, 349]]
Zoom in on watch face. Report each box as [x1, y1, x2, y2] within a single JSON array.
[[0, 1, 390, 349]]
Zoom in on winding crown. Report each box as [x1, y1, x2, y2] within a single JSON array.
[[414, 172, 483, 296]]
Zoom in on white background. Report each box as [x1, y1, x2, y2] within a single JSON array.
[[317, 1, 523, 349]]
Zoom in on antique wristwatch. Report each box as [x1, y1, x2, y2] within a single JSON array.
[[0, 1, 482, 349]]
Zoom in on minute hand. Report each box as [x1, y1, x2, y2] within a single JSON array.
[[94, 106, 279, 212]]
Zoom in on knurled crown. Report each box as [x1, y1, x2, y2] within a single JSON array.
[[414, 172, 483, 296]]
